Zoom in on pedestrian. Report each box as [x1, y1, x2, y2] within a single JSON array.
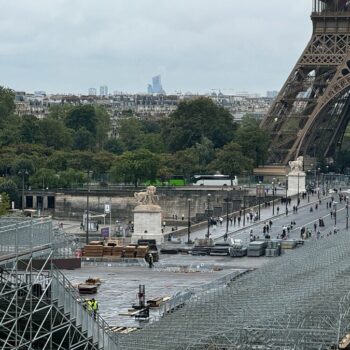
[[148, 253, 154, 268], [219, 217, 223, 226], [237, 216, 241, 226], [229, 217, 233, 226], [316, 230, 320, 240], [314, 223, 317, 232], [269, 220, 273, 228], [277, 206, 280, 215], [233, 216, 237, 226], [330, 211, 333, 218]]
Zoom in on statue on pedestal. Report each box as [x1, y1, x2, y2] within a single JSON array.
[[288, 156, 304, 174], [134, 186, 159, 205]]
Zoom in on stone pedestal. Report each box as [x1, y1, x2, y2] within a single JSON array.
[[132, 204, 163, 244], [287, 172, 306, 197]]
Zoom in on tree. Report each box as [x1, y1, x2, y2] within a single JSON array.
[[73, 127, 95, 151], [37, 118, 73, 149], [162, 97, 236, 152], [110, 149, 159, 187], [208, 142, 254, 185], [104, 139, 125, 155], [65, 105, 98, 134], [20, 115, 40, 144], [57, 169, 85, 188], [0, 87, 15, 125], [117, 118, 145, 151], [0, 180, 19, 207], [172, 148, 201, 181], [235, 115, 271, 167], [95, 106, 111, 150], [0, 192, 10, 216], [29, 168, 60, 189]]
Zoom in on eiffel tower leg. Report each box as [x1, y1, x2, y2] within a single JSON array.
[[261, 5, 350, 165]]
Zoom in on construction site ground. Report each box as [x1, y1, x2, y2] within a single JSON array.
[[62, 252, 273, 327]]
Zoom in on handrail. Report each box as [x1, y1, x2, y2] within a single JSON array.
[[51, 266, 119, 347]]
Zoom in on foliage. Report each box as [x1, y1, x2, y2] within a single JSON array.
[[0, 87, 15, 125], [162, 97, 236, 152], [235, 115, 271, 167], [65, 105, 98, 134], [0, 179, 19, 206], [0, 192, 10, 216], [208, 142, 254, 183], [110, 149, 159, 187]]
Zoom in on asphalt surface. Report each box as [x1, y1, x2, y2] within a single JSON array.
[[183, 192, 348, 245]]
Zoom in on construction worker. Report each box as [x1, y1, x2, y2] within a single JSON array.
[[148, 253, 154, 268], [87, 298, 98, 319]]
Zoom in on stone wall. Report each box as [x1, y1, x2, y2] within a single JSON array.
[[51, 187, 261, 223]]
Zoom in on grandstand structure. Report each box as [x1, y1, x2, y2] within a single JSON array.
[[119, 233, 350, 349], [3, 217, 350, 349], [0, 217, 118, 350]]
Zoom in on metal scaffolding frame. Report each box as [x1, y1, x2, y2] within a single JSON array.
[[119, 233, 350, 349], [0, 218, 119, 350]]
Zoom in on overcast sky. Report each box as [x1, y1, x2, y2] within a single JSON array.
[[0, 0, 312, 95]]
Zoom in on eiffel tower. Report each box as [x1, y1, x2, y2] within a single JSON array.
[[261, 0, 350, 165]]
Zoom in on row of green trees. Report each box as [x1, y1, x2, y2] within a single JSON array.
[[0, 87, 272, 205]]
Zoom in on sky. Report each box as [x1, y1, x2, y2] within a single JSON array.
[[0, 0, 312, 95]]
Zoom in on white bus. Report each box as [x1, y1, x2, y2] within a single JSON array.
[[192, 175, 238, 186]]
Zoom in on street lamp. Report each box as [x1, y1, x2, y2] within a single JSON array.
[[333, 201, 338, 227], [297, 172, 300, 205], [187, 199, 192, 244], [272, 178, 276, 215], [225, 197, 230, 234], [257, 181, 263, 220], [243, 195, 246, 227], [285, 175, 288, 216], [206, 194, 211, 238], [18, 169, 29, 210], [86, 170, 91, 245], [317, 167, 321, 199], [346, 197, 349, 230]]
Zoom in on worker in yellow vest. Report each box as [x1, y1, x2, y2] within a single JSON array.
[[87, 298, 98, 319]]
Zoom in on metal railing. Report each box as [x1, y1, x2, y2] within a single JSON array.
[[51, 267, 119, 349]]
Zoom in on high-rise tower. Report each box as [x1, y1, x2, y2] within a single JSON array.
[[261, 0, 350, 165]]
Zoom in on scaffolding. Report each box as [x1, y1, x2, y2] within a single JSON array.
[[0, 217, 119, 350], [119, 233, 350, 349]]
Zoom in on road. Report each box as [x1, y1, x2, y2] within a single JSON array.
[[184, 192, 348, 245]]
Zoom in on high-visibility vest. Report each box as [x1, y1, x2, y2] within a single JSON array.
[[91, 300, 98, 311]]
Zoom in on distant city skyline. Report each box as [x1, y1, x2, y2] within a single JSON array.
[[0, 1, 311, 95]]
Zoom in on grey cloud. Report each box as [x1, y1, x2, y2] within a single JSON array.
[[0, 0, 311, 94]]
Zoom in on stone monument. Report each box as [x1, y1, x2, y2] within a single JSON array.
[[132, 186, 163, 244], [287, 156, 306, 197]]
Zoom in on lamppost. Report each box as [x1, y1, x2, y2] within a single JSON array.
[[206, 194, 211, 238], [317, 167, 320, 199], [285, 175, 288, 216], [225, 197, 230, 234], [333, 201, 337, 227], [86, 170, 91, 245], [346, 197, 349, 230], [243, 195, 246, 227], [272, 178, 276, 215], [297, 172, 300, 205], [18, 169, 29, 210], [256, 181, 263, 220], [187, 199, 192, 244]]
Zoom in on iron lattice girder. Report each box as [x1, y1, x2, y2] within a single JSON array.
[[261, 12, 350, 164]]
